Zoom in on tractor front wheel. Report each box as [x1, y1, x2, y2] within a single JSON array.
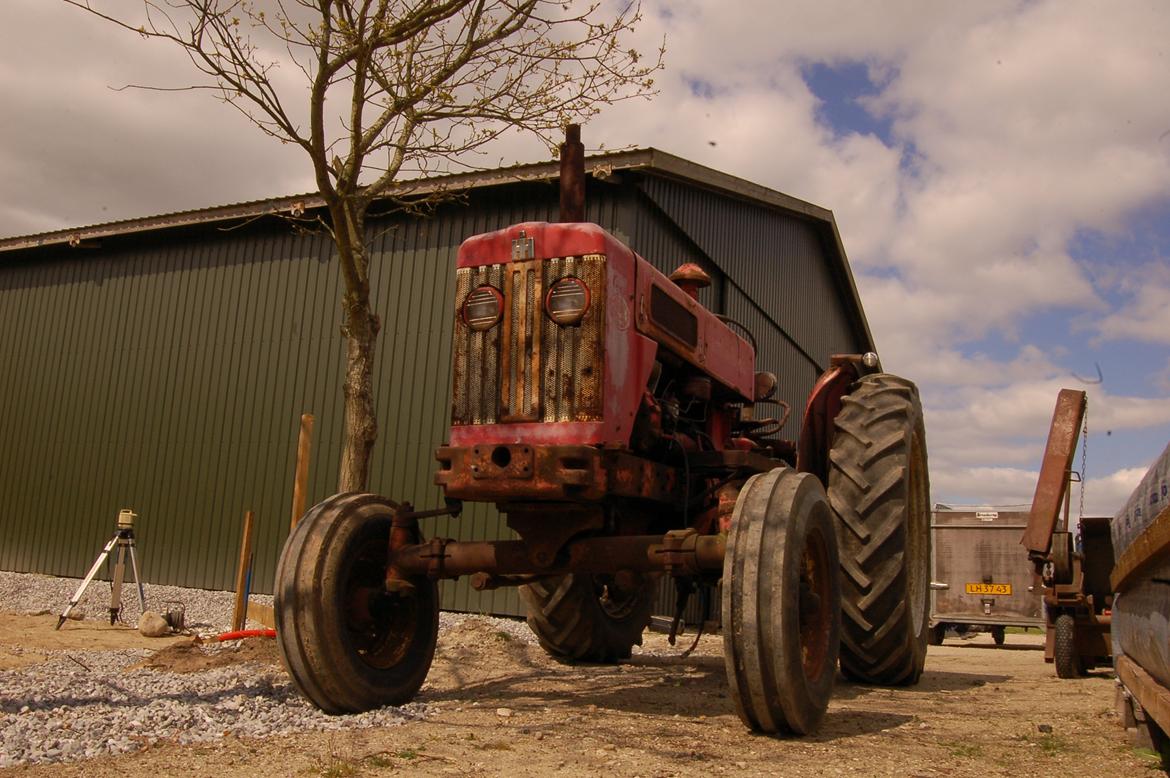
[[723, 467, 841, 735], [828, 373, 931, 686], [274, 493, 439, 713], [520, 573, 653, 662]]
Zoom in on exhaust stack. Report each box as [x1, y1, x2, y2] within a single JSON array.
[[559, 124, 585, 223]]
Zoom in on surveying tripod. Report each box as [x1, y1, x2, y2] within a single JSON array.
[[56, 509, 145, 630]]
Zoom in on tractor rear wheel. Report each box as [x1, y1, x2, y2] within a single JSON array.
[[520, 573, 653, 662], [274, 493, 439, 713], [723, 467, 841, 735], [828, 373, 931, 686]]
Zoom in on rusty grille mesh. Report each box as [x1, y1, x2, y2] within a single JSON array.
[[542, 255, 605, 422], [451, 255, 605, 427], [452, 263, 504, 425]]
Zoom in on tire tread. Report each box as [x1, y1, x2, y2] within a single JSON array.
[[828, 374, 931, 687]]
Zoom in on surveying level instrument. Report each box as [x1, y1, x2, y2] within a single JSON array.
[[56, 509, 146, 630]]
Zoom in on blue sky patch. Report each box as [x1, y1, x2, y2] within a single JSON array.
[[801, 61, 895, 144]]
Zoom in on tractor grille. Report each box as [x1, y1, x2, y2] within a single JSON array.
[[452, 255, 605, 426]]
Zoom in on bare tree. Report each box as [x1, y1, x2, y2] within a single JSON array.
[[66, 0, 661, 492]]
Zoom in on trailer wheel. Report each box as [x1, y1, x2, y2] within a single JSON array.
[[828, 373, 931, 686], [928, 624, 946, 646], [991, 626, 1006, 646], [723, 467, 841, 735], [274, 493, 439, 713], [1053, 613, 1083, 678], [520, 573, 652, 662]]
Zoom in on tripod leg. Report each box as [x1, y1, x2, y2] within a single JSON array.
[[57, 534, 118, 630], [128, 539, 146, 614], [110, 542, 128, 625]]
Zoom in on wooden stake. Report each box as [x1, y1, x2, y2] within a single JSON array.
[[291, 413, 314, 530], [231, 510, 255, 632]]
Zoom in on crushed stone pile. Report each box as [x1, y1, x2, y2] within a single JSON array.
[[0, 570, 537, 768]]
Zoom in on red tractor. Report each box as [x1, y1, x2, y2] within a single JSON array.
[[274, 134, 931, 735]]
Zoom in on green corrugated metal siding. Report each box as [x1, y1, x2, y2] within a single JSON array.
[[637, 175, 868, 362], [0, 229, 347, 593], [0, 171, 864, 623]]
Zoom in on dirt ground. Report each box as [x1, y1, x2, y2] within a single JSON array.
[[1, 612, 1162, 777]]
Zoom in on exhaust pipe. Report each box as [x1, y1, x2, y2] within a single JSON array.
[[559, 124, 585, 223]]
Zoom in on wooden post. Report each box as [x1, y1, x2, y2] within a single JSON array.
[[291, 413, 314, 530], [231, 510, 255, 632]]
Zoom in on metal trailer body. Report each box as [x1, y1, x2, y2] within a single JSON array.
[[930, 508, 1042, 642], [1111, 441, 1170, 761]]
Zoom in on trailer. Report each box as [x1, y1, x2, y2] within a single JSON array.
[[1111, 441, 1170, 765], [930, 507, 1043, 645]]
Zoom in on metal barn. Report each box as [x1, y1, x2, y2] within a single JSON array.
[[0, 149, 874, 617]]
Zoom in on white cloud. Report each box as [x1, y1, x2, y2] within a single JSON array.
[[930, 463, 1146, 517], [4, 0, 1170, 521], [1094, 265, 1170, 345]]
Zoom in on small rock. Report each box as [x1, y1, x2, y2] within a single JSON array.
[[66, 610, 85, 621], [495, 707, 513, 718], [1037, 723, 1053, 733], [138, 611, 170, 637]]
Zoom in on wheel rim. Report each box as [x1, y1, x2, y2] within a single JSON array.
[[343, 535, 426, 671], [595, 575, 641, 621], [798, 524, 834, 681]]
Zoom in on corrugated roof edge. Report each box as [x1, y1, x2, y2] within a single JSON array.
[[642, 149, 874, 354], [0, 145, 874, 354], [0, 147, 832, 252]]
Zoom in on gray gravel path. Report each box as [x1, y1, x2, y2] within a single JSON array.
[[0, 569, 272, 633], [0, 570, 535, 769]]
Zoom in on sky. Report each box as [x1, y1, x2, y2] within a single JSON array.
[[3, 1, 1169, 519]]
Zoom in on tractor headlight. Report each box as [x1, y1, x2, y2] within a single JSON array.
[[545, 277, 590, 326], [462, 285, 503, 331]]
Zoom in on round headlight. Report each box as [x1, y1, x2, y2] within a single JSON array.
[[462, 285, 503, 331], [545, 277, 590, 326]]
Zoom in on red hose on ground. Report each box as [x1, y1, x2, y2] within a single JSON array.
[[214, 628, 276, 641]]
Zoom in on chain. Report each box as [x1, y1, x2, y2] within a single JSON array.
[[1079, 395, 1087, 521]]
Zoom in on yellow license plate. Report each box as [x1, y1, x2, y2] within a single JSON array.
[[965, 582, 1012, 595]]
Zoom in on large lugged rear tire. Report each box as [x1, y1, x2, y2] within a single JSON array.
[[828, 373, 931, 686], [723, 467, 841, 735], [520, 573, 653, 662], [274, 493, 439, 713]]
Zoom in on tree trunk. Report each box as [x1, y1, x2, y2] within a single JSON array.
[[332, 192, 378, 494], [338, 287, 379, 492]]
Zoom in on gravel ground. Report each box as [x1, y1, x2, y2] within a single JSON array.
[[0, 570, 274, 634], [0, 570, 536, 769]]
